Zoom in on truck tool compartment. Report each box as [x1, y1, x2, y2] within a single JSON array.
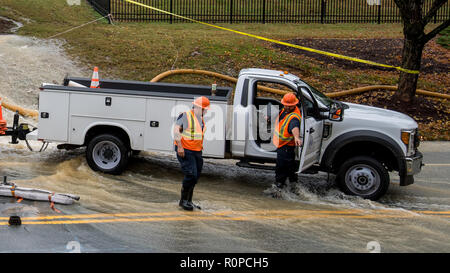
[[38, 77, 232, 158]]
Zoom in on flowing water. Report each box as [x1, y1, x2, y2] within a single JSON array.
[[0, 26, 449, 252]]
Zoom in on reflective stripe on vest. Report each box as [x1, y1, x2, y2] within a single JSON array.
[[273, 107, 302, 148], [176, 110, 205, 151]]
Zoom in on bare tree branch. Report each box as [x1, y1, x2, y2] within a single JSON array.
[[393, 0, 411, 21], [424, 19, 450, 42], [422, 0, 448, 25]]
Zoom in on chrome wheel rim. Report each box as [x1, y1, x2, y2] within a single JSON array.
[[92, 141, 121, 170], [345, 164, 380, 196]]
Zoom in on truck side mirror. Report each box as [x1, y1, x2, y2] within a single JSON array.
[[328, 103, 344, 121]]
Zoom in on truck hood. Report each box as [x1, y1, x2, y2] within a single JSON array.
[[343, 102, 418, 129]]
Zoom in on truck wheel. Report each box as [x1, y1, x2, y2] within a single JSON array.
[[336, 156, 389, 201], [86, 134, 130, 175]]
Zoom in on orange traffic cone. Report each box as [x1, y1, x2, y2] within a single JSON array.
[[0, 99, 7, 135], [90, 66, 100, 88]]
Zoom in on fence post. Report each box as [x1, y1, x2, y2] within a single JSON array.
[[170, 0, 173, 24], [377, 3, 381, 24], [230, 0, 233, 24], [262, 0, 266, 24], [107, 0, 112, 24], [321, 0, 326, 24]]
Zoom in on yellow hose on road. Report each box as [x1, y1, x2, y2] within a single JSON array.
[[151, 69, 450, 100]]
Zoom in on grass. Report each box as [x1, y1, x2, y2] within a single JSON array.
[[0, 1, 409, 84], [0, 0, 445, 88], [0, 0, 448, 140], [437, 26, 450, 49]]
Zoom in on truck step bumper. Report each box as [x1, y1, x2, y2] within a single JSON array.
[[236, 161, 275, 171]]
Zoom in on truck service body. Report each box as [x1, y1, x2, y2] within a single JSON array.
[[27, 68, 423, 200]]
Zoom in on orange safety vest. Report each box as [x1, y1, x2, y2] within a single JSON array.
[[175, 110, 205, 152], [273, 107, 302, 148]]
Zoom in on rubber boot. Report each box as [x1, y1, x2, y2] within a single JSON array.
[[188, 187, 201, 210], [179, 187, 193, 211]]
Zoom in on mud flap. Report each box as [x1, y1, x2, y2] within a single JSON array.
[[400, 175, 414, 186]]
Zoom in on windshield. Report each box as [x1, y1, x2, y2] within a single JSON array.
[[304, 83, 334, 108]]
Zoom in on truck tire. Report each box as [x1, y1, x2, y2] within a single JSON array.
[[336, 156, 389, 201], [86, 134, 130, 175]]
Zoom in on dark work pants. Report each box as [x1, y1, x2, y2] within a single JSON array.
[[176, 146, 203, 189], [275, 145, 298, 184]]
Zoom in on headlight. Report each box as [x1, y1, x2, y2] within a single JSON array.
[[401, 129, 415, 156]]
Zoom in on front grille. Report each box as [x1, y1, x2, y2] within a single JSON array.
[[414, 128, 420, 149]]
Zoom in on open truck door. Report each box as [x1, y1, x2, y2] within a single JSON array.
[[297, 87, 324, 173], [297, 116, 323, 173]]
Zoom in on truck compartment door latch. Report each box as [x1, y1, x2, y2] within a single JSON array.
[[150, 121, 159, 127], [41, 112, 49, 119], [105, 97, 112, 106]]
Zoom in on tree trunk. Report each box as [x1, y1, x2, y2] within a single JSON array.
[[393, 0, 449, 103], [395, 38, 424, 103]]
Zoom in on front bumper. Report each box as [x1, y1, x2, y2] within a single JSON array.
[[400, 151, 423, 186], [406, 151, 423, 176]]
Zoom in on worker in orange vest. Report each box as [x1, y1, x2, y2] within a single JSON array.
[[173, 96, 210, 211], [273, 92, 302, 189]]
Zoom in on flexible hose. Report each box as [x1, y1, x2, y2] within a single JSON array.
[[151, 69, 289, 95], [326, 85, 450, 99], [151, 69, 238, 84], [150, 69, 450, 100], [0, 98, 38, 118], [0, 69, 447, 123]]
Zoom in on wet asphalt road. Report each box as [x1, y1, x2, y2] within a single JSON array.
[[0, 141, 449, 253]]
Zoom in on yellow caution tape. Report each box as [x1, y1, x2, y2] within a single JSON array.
[[124, 0, 419, 74]]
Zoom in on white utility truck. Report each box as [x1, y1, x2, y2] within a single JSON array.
[[28, 68, 423, 200]]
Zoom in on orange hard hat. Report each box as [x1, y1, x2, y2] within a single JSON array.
[[193, 96, 210, 109], [281, 92, 299, 106]]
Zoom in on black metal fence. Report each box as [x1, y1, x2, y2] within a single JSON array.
[[88, 0, 450, 24], [87, 0, 111, 17]]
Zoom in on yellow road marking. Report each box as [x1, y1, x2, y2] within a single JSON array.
[[1, 214, 447, 226], [0, 209, 364, 221], [0, 214, 412, 226], [0, 209, 448, 226], [412, 210, 450, 214], [0, 208, 420, 221]]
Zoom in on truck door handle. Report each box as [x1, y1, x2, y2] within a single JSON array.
[[309, 128, 315, 134]]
